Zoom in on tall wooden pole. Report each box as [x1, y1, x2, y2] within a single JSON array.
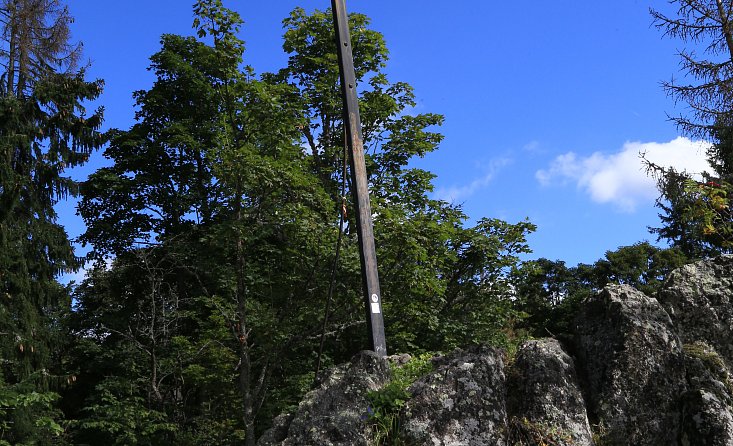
[[331, 0, 387, 356]]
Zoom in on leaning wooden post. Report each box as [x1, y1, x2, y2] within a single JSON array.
[[330, 0, 387, 356]]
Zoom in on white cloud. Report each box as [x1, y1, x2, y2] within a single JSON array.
[[536, 137, 713, 212], [435, 158, 511, 203]]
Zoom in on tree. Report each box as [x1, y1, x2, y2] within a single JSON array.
[[649, 1, 733, 255], [274, 7, 536, 354], [510, 258, 581, 337], [67, 246, 243, 445], [0, 0, 103, 443], [0, 0, 81, 97], [76, 2, 336, 444]]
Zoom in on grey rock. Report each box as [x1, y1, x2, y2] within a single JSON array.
[[257, 351, 390, 446], [507, 338, 593, 446], [256, 413, 294, 446], [658, 255, 733, 369], [401, 345, 507, 446], [681, 390, 733, 446], [575, 284, 686, 446], [681, 342, 733, 446]]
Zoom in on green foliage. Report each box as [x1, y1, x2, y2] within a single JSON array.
[[75, 3, 336, 444], [365, 354, 433, 446], [381, 215, 536, 352], [649, 165, 733, 258], [0, 374, 65, 446], [66, 248, 245, 445], [679, 179, 732, 250], [73, 379, 176, 446], [591, 241, 688, 295], [0, 72, 104, 377], [0, 2, 104, 443]]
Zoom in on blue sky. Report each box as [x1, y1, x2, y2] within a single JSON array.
[[58, 0, 712, 276]]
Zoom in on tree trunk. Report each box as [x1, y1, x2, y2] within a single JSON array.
[[6, 17, 16, 96], [232, 178, 257, 446], [716, 0, 733, 62]]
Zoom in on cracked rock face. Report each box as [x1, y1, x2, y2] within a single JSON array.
[[401, 345, 507, 446], [257, 351, 390, 446], [575, 284, 686, 446], [507, 338, 593, 446]]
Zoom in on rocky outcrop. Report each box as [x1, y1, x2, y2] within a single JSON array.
[[507, 338, 593, 446], [401, 345, 507, 446], [680, 342, 733, 445], [659, 255, 733, 368], [257, 351, 390, 446], [575, 284, 686, 445], [260, 256, 733, 446]]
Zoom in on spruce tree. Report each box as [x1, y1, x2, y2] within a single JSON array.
[[0, 0, 103, 442], [649, 1, 733, 255]]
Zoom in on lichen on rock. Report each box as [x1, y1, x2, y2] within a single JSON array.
[[574, 284, 686, 446], [507, 338, 593, 446], [681, 342, 733, 445], [659, 255, 733, 369], [401, 345, 507, 446], [257, 351, 390, 446]]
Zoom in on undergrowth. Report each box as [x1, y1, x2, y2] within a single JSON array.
[[365, 353, 434, 446]]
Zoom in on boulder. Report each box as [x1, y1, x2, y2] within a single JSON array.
[[257, 351, 390, 446], [507, 338, 593, 446], [575, 284, 686, 445], [680, 342, 733, 445], [401, 345, 507, 446], [658, 255, 733, 368]]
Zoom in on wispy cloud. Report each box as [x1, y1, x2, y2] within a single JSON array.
[[536, 137, 713, 212], [522, 140, 542, 153], [435, 157, 512, 203]]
